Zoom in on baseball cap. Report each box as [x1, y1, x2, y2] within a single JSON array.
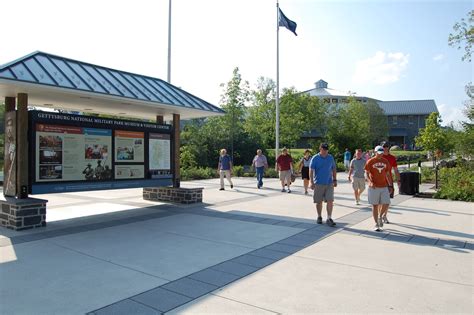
[[375, 145, 384, 154], [320, 143, 329, 150], [381, 141, 390, 148]]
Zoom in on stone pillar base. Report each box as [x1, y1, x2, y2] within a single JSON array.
[[143, 187, 203, 204], [0, 197, 48, 230]]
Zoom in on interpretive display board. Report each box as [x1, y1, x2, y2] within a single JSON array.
[[29, 111, 173, 194]]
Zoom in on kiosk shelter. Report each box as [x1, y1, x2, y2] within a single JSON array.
[[0, 51, 224, 230]]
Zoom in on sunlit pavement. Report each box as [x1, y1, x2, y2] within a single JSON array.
[[1, 174, 472, 314]]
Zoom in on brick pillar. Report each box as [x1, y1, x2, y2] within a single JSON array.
[[173, 113, 180, 188]]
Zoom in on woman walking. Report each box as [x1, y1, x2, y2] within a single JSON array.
[[299, 149, 312, 195]]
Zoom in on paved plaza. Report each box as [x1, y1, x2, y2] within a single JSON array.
[[0, 174, 473, 314]]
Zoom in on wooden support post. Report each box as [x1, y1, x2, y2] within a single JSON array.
[[3, 97, 17, 196], [173, 113, 180, 188], [5, 96, 15, 111], [156, 115, 164, 124], [16, 93, 29, 198]]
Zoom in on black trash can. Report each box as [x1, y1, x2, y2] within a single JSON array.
[[399, 171, 420, 195]]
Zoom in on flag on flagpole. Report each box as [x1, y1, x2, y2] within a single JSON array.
[[278, 8, 297, 36]]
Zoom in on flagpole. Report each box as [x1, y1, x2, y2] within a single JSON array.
[[167, 0, 172, 83], [275, 0, 280, 160]]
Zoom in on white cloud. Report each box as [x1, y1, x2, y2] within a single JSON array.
[[437, 103, 465, 127], [433, 54, 444, 61], [353, 51, 409, 85]]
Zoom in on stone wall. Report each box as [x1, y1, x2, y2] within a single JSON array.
[[143, 187, 203, 204], [0, 197, 48, 230]]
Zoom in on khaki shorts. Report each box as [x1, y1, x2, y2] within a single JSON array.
[[352, 177, 366, 191], [368, 187, 391, 205], [313, 184, 334, 203], [279, 170, 292, 183]]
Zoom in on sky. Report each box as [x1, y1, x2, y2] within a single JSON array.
[[1, 0, 472, 125]]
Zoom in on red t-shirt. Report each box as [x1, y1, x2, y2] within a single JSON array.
[[277, 154, 293, 171], [365, 156, 391, 188], [383, 153, 397, 181]]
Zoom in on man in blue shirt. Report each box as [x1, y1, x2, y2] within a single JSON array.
[[218, 149, 233, 190], [344, 148, 351, 172], [309, 143, 337, 226]]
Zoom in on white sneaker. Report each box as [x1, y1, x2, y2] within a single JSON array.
[[374, 224, 381, 232], [356, 200, 360, 205], [377, 217, 383, 228]]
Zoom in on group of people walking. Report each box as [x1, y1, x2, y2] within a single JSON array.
[[217, 142, 400, 232]]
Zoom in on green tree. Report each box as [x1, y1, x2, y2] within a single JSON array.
[[325, 98, 372, 157], [448, 10, 474, 62], [279, 88, 326, 149], [244, 77, 276, 149], [218, 67, 250, 160], [366, 100, 388, 145], [415, 112, 448, 159]]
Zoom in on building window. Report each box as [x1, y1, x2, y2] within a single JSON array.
[[332, 98, 338, 103], [408, 115, 414, 125], [392, 116, 398, 125]]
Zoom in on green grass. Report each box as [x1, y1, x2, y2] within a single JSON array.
[[390, 150, 427, 157]]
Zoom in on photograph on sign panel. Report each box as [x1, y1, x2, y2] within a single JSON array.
[[82, 160, 112, 180], [39, 135, 63, 149], [115, 165, 145, 179], [116, 146, 134, 161], [85, 144, 109, 160], [39, 150, 63, 164], [39, 165, 63, 179]]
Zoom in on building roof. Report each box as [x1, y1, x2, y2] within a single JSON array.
[[303, 79, 370, 99], [0, 51, 224, 119], [377, 100, 438, 115]]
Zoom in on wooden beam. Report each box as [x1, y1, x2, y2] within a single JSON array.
[[16, 93, 29, 198], [173, 113, 180, 188], [156, 115, 164, 124]]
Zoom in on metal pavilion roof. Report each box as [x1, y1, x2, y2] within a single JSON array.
[[377, 100, 438, 116], [0, 51, 224, 119]]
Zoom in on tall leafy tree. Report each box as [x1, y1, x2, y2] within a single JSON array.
[[218, 67, 250, 160], [448, 10, 474, 62], [245, 77, 276, 149], [366, 100, 388, 145], [279, 88, 326, 149], [326, 98, 371, 156], [415, 112, 448, 159]]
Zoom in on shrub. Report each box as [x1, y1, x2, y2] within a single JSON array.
[[232, 165, 244, 177], [435, 165, 474, 202], [407, 166, 435, 183], [265, 168, 279, 178], [336, 162, 345, 172], [181, 167, 217, 181]]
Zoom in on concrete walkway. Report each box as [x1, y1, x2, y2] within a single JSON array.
[[0, 174, 472, 314]]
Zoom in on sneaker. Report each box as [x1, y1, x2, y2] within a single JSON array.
[[287, 189, 291, 193], [377, 217, 383, 228], [382, 215, 390, 224], [374, 224, 381, 232], [317, 216, 323, 224], [230, 184, 233, 189], [281, 188, 286, 192], [326, 218, 336, 227], [356, 200, 360, 205], [219, 188, 225, 191]]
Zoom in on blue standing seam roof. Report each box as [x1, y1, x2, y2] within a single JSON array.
[[0, 51, 224, 114], [377, 100, 438, 115]]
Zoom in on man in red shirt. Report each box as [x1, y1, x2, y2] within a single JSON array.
[[275, 148, 294, 193], [365, 146, 394, 231], [381, 141, 400, 224]]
